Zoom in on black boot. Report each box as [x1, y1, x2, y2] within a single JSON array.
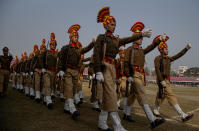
[[30, 95, 35, 99], [123, 114, 136, 122], [47, 103, 53, 109], [64, 109, 70, 114], [151, 118, 165, 129], [60, 98, 65, 102], [35, 98, 41, 103], [72, 111, 80, 120], [182, 114, 193, 122], [92, 107, 101, 112], [98, 127, 113, 131]]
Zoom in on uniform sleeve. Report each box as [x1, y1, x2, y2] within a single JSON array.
[[143, 38, 161, 54], [170, 47, 188, 62], [93, 35, 103, 73], [154, 56, 164, 82], [124, 48, 131, 77], [81, 41, 95, 54], [119, 33, 143, 46]]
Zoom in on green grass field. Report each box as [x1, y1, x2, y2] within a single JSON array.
[[0, 82, 198, 131]]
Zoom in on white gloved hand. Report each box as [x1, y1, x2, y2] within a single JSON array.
[[22, 72, 25, 76], [159, 34, 167, 41], [127, 77, 133, 83], [14, 72, 17, 75], [92, 38, 96, 43], [186, 43, 192, 50], [42, 68, 46, 73], [25, 73, 28, 76], [30, 72, 33, 75], [142, 28, 152, 38], [92, 74, 95, 79], [57, 72, 60, 77], [96, 72, 104, 82], [161, 81, 167, 88], [59, 71, 65, 78]]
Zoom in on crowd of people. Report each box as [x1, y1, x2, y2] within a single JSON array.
[[0, 7, 194, 131]]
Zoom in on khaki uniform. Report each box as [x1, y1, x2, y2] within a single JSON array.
[[58, 42, 94, 99], [16, 61, 23, 90], [0, 55, 13, 95], [32, 52, 44, 95], [93, 33, 143, 112], [43, 50, 57, 96], [124, 39, 161, 106], [116, 58, 127, 98], [154, 48, 189, 106]]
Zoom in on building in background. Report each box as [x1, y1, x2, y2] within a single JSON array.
[[178, 66, 188, 76]]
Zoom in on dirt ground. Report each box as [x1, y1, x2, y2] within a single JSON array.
[[0, 82, 199, 131]]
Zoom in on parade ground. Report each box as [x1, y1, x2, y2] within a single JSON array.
[[0, 82, 199, 131]]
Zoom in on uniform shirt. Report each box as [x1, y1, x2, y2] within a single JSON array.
[[155, 47, 188, 82], [124, 38, 161, 76], [43, 50, 57, 68], [25, 59, 32, 73], [58, 41, 94, 71], [32, 52, 44, 69], [0, 55, 13, 71], [93, 33, 142, 73]]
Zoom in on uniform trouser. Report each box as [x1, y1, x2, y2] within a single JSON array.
[[127, 71, 147, 106], [18, 73, 23, 85], [155, 80, 178, 106], [77, 75, 83, 93], [14, 74, 18, 87], [43, 70, 56, 96], [101, 62, 118, 112], [64, 68, 79, 99], [27, 75, 33, 89], [118, 76, 127, 99], [90, 79, 103, 103], [34, 69, 42, 92], [0, 69, 10, 94]]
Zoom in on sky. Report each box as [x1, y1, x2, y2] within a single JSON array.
[[0, 0, 199, 70]]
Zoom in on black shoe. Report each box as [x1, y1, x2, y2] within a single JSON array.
[[51, 95, 56, 99], [60, 98, 65, 102], [92, 107, 101, 112], [26, 94, 29, 97], [72, 111, 80, 120], [151, 118, 165, 129], [30, 95, 35, 99], [182, 114, 193, 122], [0, 92, 3, 97], [64, 109, 70, 114], [118, 106, 123, 110], [35, 98, 41, 103], [98, 127, 113, 131], [80, 98, 83, 103], [123, 114, 136, 122], [47, 103, 53, 109]]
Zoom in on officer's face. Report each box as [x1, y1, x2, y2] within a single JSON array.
[[71, 35, 78, 43], [106, 22, 116, 33], [134, 38, 143, 45], [3, 51, 8, 56], [163, 47, 168, 55]]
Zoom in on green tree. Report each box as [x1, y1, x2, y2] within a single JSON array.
[[184, 67, 199, 77]]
